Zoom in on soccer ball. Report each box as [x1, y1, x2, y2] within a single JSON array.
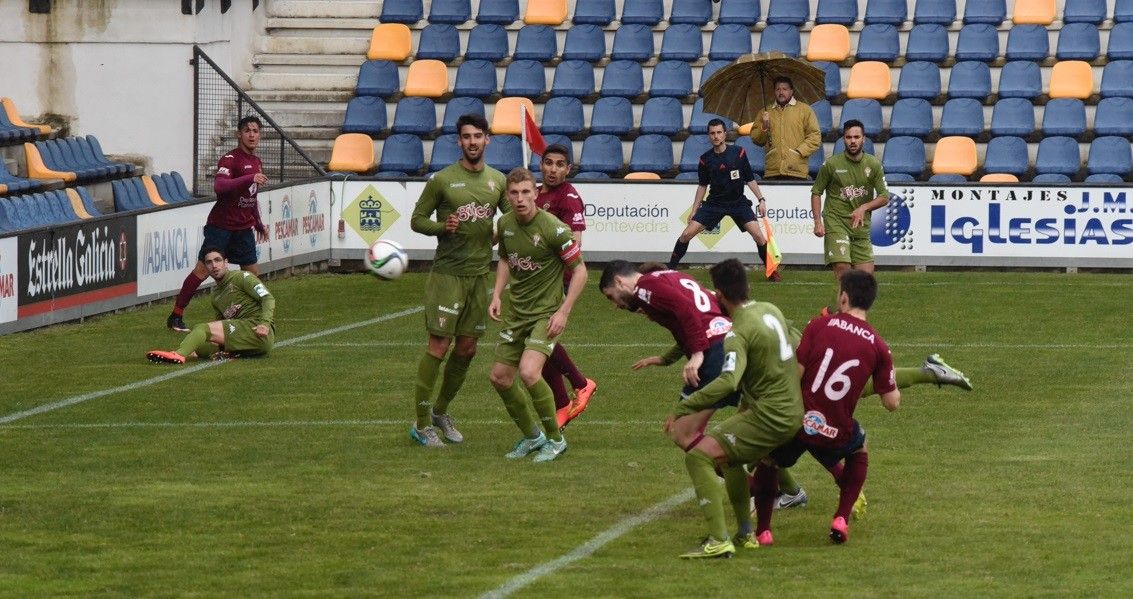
[[365, 239, 408, 280]]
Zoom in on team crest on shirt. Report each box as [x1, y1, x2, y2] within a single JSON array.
[[636, 288, 652, 303], [438, 316, 447, 327], [803, 411, 839, 439], [865, 167, 872, 177], [488, 180, 497, 191], [531, 233, 542, 247], [555, 226, 566, 235]]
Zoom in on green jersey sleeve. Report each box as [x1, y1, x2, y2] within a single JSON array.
[[870, 157, 889, 199], [673, 330, 748, 417], [411, 175, 447, 236], [810, 161, 831, 197], [240, 273, 275, 326]]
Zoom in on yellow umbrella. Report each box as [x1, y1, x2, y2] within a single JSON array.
[[701, 52, 827, 126]]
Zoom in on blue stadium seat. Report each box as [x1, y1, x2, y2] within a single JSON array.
[[416, 24, 459, 61], [940, 98, 985, 137], [929, 174, 967, 183], [381, 0, 422, 23], [947, 61, 991, 100], [0, 106, 39, 143], [78, 185, 105, 213], [816, 0, 858, 25], [674, 171, 701, 181], [890, 98, 934, 136], [453, 60, 498, 97], [562, 24, 606, 62], [1032, 173, 1071, 183], [573, 0, 615, 24], [600, 61, 644, 97], [629, 135, 675, 174], [441, 97, 485, 134], [528, 134, 574, 170], [621, 0, 663, 25], [982, 136, 1029, 175], [689, 98, 733, 134], [1118, 0, 1133, 22], [153, 174, 184, 202], [1041, 99, 1087, 137], [660, 24, 703, 61], [578, 134, 624, 174], [856, 24, 899, 61], [484, 135, 522, 172], [757, 24, 801, 56], [574, 171, 611, 180], [0, 166, 39, 195], [1057, 23, 1100, 61], [813, 61, 842, 98], [391, 97, 437, 135], [699, 61, 730, 94], [342, 96, 388, 136], [767, 0, 809, 25], [1035, 137, 1082, 177], [1088, 137, 1133, 176], [885, 173, 916, 182], [711, 24, 754, 60], [590, 97, 634, 135], [719, 0, 761, 25], [1084, 173, 1125, 183], [61, 138, 112, 178], [904, 24, 949, 63], [514, 25, 557, 61], [1064, 0, 1107, 24], [374, 171, 409, 179], [670, 0, 713, 25], [428, 0, 470, 23], [679, 135, 712, 171], [551, 60, 595, 97], [1109, 23, 1133, 60], [540, 96, 584, 135], [838, 99, 882, 137], [914, 0, 956, 24], [379, 134, 424, 173], [963, 0, 1006, 25], [355, 60, 400, 98], [86, 136, 134, 176], [112, 179, 146, 211], [1094, 97, 1133, 136], [650, 61, 694, 97], [612, 24, 655, 62], [734, 137, 767, 176], [465, 24, 508, 61], [955, 24, 999, 62], [989, 98, 1035, 137], [811, 99, 834, 135], [898, 61, 941, 99], [833, 137, 875, 155], [882, 137, 926, 177], [640, 97, 685, 135], [1101, 61, 1133, 98], [429, 134, 461, 172], [502, 60, 546, 98], [998, 61, 1042, 100], [864, 0, 906, 24], [477, 0, 519, 24], [1005, 25, 1050, 61]]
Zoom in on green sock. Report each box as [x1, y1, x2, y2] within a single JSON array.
[[498, 380, 539, 438], [777, 467, 801, 495], [434, 353, 472, 415], [863, 367, 934, 396], [414, 352, 443, 429], [724, 465, 752, 536], [526, 378, 562, 441], [685, 449, 729, 542], [176, 324, 211, 358]]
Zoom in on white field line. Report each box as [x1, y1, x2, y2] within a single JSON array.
[[302, 341, 1133, 350], [0, 419, 659, 430], [0, 306, 423, 425]]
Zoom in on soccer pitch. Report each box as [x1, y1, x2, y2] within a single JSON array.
[[0, 269, 1129, 596]]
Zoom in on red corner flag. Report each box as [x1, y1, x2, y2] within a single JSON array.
[[522, 104, 547, 157]]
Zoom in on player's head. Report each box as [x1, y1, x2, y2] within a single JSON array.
[[706, 119, 728, 149], [539, 144, 572, 188], [200, 246, 229, 280], [599, 260, 641, 310], [237, 115, 262, 153], [842, 119, 866, 157], [506, 167, 538, 217], [709, 258, 749, 313], [773, 76, 794, 105], [455, 114, 491, 165], [838, 269, 878, 312]]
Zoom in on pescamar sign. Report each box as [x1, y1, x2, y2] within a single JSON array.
[[18, 218, 136, 318]]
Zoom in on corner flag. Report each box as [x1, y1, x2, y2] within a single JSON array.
[[521, 104, 546, 160], [762, 215, 782, 278]]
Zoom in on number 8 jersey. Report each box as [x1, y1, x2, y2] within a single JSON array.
[[631, 270, 731, 357]]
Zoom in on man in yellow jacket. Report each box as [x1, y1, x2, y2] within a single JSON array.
[[751, 76, 822, 180]]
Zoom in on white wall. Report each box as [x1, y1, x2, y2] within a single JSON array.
[[0, 0, 262, 176]]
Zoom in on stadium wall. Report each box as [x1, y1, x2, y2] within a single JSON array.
[[1, 179, 1130, 334]]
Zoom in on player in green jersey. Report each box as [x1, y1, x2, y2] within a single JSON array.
[[147, 247, 275, 364], [488, 168, 587, 463], [408, 114, 510, 448]]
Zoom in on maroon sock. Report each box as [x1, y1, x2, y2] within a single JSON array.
[[550, 343, 587, 390], [826, 461, 845, 485], [542, 360, 571, 410], [753, 463, 779, 534], [173, 272, 206, 314], [835, 452, 869, 520]]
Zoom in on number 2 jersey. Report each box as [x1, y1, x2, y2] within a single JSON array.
[[631, 270, 732, 357], [796, 313, 896, 449]]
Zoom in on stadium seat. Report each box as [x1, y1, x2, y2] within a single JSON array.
[[932, 136, 979, 175], [111, 179, 141, 211], [720, 0, 761, 25], [839, 99, 883, 136], [1084, 173, 1125, 183], [807, 24, 851, 62], [856, 24, 899, 62], [767, 0, 809, 25], [373, 171, 409, 179], [502, 60, 546, 98], [915, 0, 955, 24], [1101, 61, 1133, 98], [429, 134, 461, 171], [811, 61, 842, 99], [624, 171, 662, 180], [1032, 173, 1071, 183], [1041, 99, 1087, 138], [621, 0, 663, 25], [600, 61, 644, 98], [477, 0, 519, 24], [453, 60, 498, 98], [651, 61, 694, 98], [525, 0, 567, 25], [404, 60, 449, 97], [863, 0, 906, 25], [562, 24, 606, 62], [699, 61, 731, 95], [540, 96, 584, 135], [1049, 61, 1094, 99], [640, 97, 685, 135], [612, 24, 655, 62], [0, 98, 45, 141], [380, 0, 422, 24], [355, 61, 400, 98], [812, 99, 834, 135], [816, 0, 858, 25], [87, 136, 134, 177], [1013, 0, 1056, 25], [809, 146, 826, 176], [897, 61, 941, 100], [990, 98, 1035, 137], [342, 96, 388, 136], [979, 173, 1019, 182], [734, 137, 767, 175], [1005, 25, 1050, 61], [1064, 0, 1107, 23], [527, 134, 574, 170], [689, 98, 733, 134], [1087, 136, 1133, 176], [574, 171, 611, 180], [550, 60, 595, 98], [1108, 23, 1133, 60], [484, 135, 523, 172], [711, 24, 755, 60], [882, 136, 926, 177], [885, 173, 915, 182], [491, 97, 536, 135], [140, 176, 169, 207], [73, 186, 104, 215], [23, 142, 76, 182], [1057, 23, 1101, 61], [982, 136, 1030, 175], [368, 24, 412, 61], [1035, 136, 1082, 177], [947, 61, 992, 100], [904, 24, 949, 63], [670, 0, 713, 25], [578, 134, 624, 174], [1118, 0, 1133, 22], [0, 166, 39, 195], [573, 0, 615, 24], [391, 97, 437, 136], [758, 24, 801, 56], [590, 97, 634, 135], [963, 0, 1007, 25], [629, 135, 674, 174], [428, 0, 471, 24], [998, 61, 1042, 99], [465, 24, 509, 61], [160, 173, 192, 202], [1094, 97, 1133, 136], [679, 135, 712, 171], [955, 24, 999, 63], [416, 24, 459, 61], [847, 62, 891, 100], [441, 97, 486, 134], [660, 24, 704, 62], [940, 98, 985, 137], [514, 25, 557, 62]]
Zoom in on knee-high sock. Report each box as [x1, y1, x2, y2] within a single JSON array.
[[827, 461, 845, 484], [173, 272, 205, 315], [414, 352, 443, 429], [433, 353, 472, 415], [686, 449, 729, 541], [542, 359, 571, 410], [752, 462, 779, 535], [836, 452, 869, 520], [863, 367, 936, 396], [176, 324, 212, 358], [724, 465, 753, 536], [549, 343, 587, 390], [497, 380, 539, 438], [756, 243, 768, 266], [526, 379, 562, 441], [777, 467, 801, 494], [668, 240, 690, 269]]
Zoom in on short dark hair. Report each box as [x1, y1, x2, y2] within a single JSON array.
[[842, 119, 865, 136], [599, 260, 637, 291], [840, 269, 878, 311], [199, 246, 227, 261], [709, 258, 749, 304], [238, 115, 262, 131], [706, 118, 727, 132], [772, 76, 794, 89], [455, 113, 490, 135], [541, 144, 572, 164]]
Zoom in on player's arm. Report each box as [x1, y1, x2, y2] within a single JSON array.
[[240, 274, 275, 336], [851, 162, 890, 228], [213, 156, 255, 196], [488, 256, 510, 322], [691, 159, 709, 213], [810, 164, 830, 237], [547, 235, 586, 337], [647, 280, 712, 384], [410, 178, 448, 236], [673, 332, 747, 417], [873, 338, 901, 411]]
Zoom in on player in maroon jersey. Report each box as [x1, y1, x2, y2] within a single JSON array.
[[167, 115, 269, 332], [536, 144, 597, 429]]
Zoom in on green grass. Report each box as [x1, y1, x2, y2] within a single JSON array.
[[0, 270, 1130, 596]]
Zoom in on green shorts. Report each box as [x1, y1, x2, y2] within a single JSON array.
[[493, 316, 556, 367], [423, 271, 489, 339], [707, 411, 800, 467], [221, 320, 274, 355], [823, 215, 874, 265]]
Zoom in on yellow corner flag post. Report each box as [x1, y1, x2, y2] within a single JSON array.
[[762, 215, 782, 278]]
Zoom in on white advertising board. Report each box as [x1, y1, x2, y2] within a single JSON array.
[[135, 203, 213, 296], [260, 182, 332, 262], [0, 236, 16, 324]]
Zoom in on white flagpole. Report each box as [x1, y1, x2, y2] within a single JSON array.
[[521, 103, 531, 168]]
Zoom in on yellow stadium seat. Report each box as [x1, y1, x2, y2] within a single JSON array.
[[65, 188, 93, 219], [1012, 0, 1056, 25], [141, 176, 167, 206], [491, 97, 536, 135], [979, 173, 1019, 183], [624, 172, 661, 180], [525, 0, 567, 25], [0, 183, 8, 195], [328, 133, 376, 174], [806, 24, 851, 62], [404, 60, 449, 97], [23, 142, 76, 182], [846, 61, 891, 100], [367, 23, 412, 61], [932, 136, 979, 176], [736, 122, 754, 135], [1, 97, 51, 135], [1049, 61, 1094, 99]]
